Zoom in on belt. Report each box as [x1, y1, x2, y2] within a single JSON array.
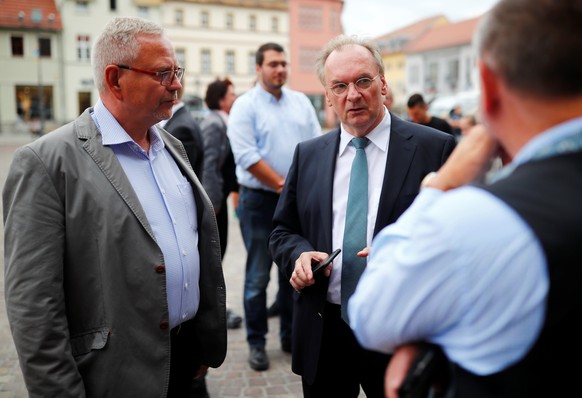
[[240, 186, 280, 198]]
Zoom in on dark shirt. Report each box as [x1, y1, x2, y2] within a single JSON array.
[[424, 116, 453, 135]]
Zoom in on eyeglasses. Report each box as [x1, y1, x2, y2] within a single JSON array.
[[327, 75, 380, 97], [116, 64, 184, 87]]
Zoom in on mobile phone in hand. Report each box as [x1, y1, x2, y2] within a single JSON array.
[[311, 249, 341, 275]]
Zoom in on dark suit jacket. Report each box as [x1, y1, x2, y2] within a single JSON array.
[[164, 105, 204, 176], [269, 112, 456, 384]]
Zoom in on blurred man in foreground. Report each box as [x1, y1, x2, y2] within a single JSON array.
[[349, 1, 582, 396]]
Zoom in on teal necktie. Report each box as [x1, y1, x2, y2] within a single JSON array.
[[341, 137, 370, 322]]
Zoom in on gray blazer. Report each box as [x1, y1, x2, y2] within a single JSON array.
[[2, 109, 227, 398]]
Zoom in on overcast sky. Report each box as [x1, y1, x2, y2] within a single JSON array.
[[342, 0, 501, 37]]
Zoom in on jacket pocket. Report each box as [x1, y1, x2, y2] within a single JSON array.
[[70, 327, 110, 357]]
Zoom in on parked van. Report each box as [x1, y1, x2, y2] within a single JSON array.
[[428, 90, 480, 119]]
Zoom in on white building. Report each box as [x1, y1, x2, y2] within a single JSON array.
[[163, 0, 288, 102], [57, 0, 163, 125], [0, 0, 288, 135], [0, 0, 163, 134], [405, 16, 481, 102], [0, 1, 63, 134]]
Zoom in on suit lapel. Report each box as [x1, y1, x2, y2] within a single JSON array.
[[76, 110, 157, 241], [77, 110, 211, 242], [317, 129, 341, 252], [374, 115, 417, 235]]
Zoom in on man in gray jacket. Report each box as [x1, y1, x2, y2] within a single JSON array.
[[2, 17, 226, 398]]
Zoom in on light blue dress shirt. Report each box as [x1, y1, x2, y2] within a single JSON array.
[[227, 83, 321, 191], [92, 100, 200, 329], [349, 116, 582, 376]]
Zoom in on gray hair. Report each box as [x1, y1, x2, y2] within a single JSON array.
[[315, 35, 385, 86], [91, 17, 165, 92], [474, 0, 582, 98]]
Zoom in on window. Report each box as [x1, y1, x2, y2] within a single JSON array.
[[465, 57, 473, 89], [299, 6, 323, 31], [11, 36, 24, 57], [426, 62, 438, 90], [248, 51, 256, 75], [77, 35, 91, 62], [78, 91, 92, 116], [447, 59, 460, 89], [137, 6, 149, 18], [249, 15, 257, 31], [39, 37, 51, 57], [410, 65, 419, 85], [225, 50, 235, 74], [76, 0, 89, 13], [226, 13, 234, 29], [201, 11, 209, 28], [201, 49, 211, 74], [174, 9, 184, 26], [271, 17, 279, 33], [176, 48, 186, 70], [16, 85, 54, 121]]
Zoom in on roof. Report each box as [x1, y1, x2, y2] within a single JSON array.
[[0, 0, 62, 31], [405, 16, 481, 53], [375, 15, 449, 54], [180, 0, 288, 10]]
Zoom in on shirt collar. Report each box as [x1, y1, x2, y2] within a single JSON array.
[[255, 82, 285, 103], [339, 107, 392, 156], [92, 99, 165, 152], [511, 115, 582, 167]]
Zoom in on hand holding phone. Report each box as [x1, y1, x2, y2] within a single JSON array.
[[311, 249, 341, 275]]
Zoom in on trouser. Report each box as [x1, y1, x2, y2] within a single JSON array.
[[167, 319, 203, 397], [302, 302, 390, 398], [238, 186, 293, 348]]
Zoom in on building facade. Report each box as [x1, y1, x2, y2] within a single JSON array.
[[0, 0, 63, 134], [0, 0, 163, 134], [288, 0, 343, 127], [0, 0, 345, 135], [374, 15, 449, 113], [405, 17, 481, 101]]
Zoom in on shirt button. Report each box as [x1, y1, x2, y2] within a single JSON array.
[[185, 282, 189, 289], [155, 264, 165, 273], [182, 250, 187, 256], [182, 313, 187, 319]]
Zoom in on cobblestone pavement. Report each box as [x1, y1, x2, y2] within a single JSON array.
[[0, 134, 300, 398]]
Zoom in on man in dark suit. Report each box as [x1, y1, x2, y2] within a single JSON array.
[[162, 86, 204, 176], [269, 35, 456, 397]]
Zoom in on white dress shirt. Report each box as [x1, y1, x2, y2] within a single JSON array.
[[328, 109, 391, 304]]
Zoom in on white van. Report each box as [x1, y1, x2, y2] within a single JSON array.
[[428, 90, 480, 119]]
